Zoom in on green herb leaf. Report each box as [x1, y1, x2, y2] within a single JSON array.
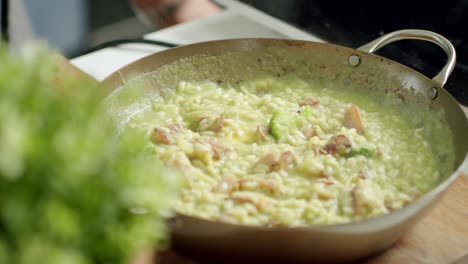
[[0, 46, 180, 264], [343, 148, 375, 158]]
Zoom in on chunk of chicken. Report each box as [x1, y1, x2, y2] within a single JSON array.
[[256, 153, 277, 169], [256, 125, 269, 143], [258, 179, 280, 194], [150, 128, 172, 144], [255, 151, 294, 172], [198, 116, 225, 132], [301, 123, 316, 139], [278, 151, 294, 169], [344, 105, 365, 134], [299, 97, 320, 107], [212, 116, 225, 132], [168, 122, 185, 132], [207, 140, 227, 160], [323, 135, 352, 155]]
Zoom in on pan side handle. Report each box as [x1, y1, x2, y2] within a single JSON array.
[[357, 29, 456, 87]]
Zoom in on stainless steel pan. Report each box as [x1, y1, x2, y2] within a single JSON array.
[[101, 30, 468, 263]]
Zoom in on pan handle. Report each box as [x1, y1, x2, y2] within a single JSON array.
[[357, 29, 456, 87]]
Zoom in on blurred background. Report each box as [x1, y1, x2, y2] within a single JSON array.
[[1, 0, 467, 105]]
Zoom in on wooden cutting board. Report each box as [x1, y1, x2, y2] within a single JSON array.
[[132, 172, 468, 264]]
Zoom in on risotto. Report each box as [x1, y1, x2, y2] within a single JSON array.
[[114, 76, 454, 226]]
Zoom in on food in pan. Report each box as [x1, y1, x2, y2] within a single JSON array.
[[111, 76, 455, 226]]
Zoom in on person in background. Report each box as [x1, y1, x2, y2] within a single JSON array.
[[7, 0, 88, 56], [131, 0, 221, 29]]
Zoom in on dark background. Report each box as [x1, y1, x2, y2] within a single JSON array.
[[88, 0, 468, 105], [242, 0, 468, 106]]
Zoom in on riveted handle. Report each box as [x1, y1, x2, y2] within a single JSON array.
[[357, 29, 456, 87]]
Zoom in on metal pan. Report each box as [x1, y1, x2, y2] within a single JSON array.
[[101, 30, 468, 263]]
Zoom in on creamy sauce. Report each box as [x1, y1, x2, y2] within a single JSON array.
[[110, 76, 455, 226]]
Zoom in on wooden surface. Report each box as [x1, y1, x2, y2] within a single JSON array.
[[136, 173, 468, 264]]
